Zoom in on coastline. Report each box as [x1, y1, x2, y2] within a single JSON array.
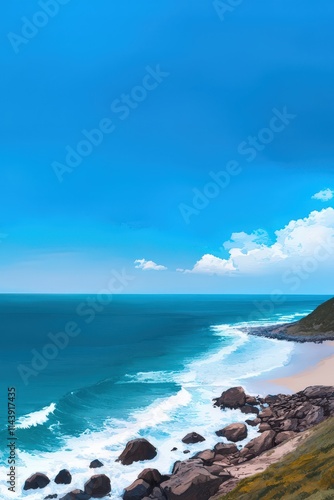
[[272, 347, 334, 392], [245, 340, 334, 396], [6, 301, 334, 500]]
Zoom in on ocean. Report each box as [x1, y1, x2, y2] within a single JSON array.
[[0, 294, 330, 499]]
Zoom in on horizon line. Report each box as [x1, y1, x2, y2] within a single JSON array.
[[0, 292, 332, 296]]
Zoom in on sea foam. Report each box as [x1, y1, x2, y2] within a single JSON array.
[[16, 403, 56, 429], [0, 316, 296, 500]]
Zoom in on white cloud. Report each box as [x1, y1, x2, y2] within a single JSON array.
[[186, 254, 236, 275], [134, 259, 167, 271], [312, 188, 334, 202], [183, 208, 334, 276], [223, 229, 270, 252]]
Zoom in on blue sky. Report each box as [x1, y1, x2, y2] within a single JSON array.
[[1, 0, 334, 293]]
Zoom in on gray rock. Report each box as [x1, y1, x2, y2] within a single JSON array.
[[281, 418, 299, 432], [240, 405, 259, 415], [204, 465, 228, 477], [60, 491, 90, 500], [55, 469, 72, 485], [216, 423, 248, 443], [264, 395, 280, 404], [90, 459, 104, 468], [245, 396, 259, 406], [117, 439, 157, 465], [258, 408, 273, 420], [302, 386, 334, 399], [138, 469, 162, 486], [84, 474, 111, 498], [275, 431, 298, 445], [215, 387, 246, 409], [302, 405, 325, 428], [258, 423, 272, 432], [242, 430, 276, 458], [172, 459, 203, 475], [160, 465, 229, 500], [150, 486, 167, 499], [123, 479, 152, 500], [24, 473, 50, 490], [245, 419, 259, 427], [181, 432, 205, 444], [192, 449, 216, 465], [213, 443, 238, 455]]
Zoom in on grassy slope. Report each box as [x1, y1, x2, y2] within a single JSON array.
[[285, 297, 334, 337], [222, 417, 334, 500]]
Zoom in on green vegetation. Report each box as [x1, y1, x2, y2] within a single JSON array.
[[285, 296, 334, 337], [222, 417, 334, 500]]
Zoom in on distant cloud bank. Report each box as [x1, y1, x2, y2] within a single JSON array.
[[181, 208, 334, 276]]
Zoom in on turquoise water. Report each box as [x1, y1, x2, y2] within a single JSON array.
[[0, 294, 329, 499]]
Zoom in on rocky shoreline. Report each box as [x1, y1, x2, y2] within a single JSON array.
[[24, 384, 334, 500], [245, 322, 334, 343], [244, 297, 334, 343]]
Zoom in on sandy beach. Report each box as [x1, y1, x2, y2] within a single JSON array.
[[272, 348, 334, 392], [244, 340, 334, 396]]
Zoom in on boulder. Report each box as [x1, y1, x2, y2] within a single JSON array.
[[302, 386, 334, 399], [138, 469, 162, 486], [213, 456, 231, 466], [192, 449, 216, 465], [181, 432, 205, 444], [258, 423, 272, 432], [245, 419, 259, 427], [60, 491, 91, 500], [291, 402, 314, 419], [146, 487, 166, 499], [258, 408, 273, 420], [45, 495, 58, 500], [160, 464, 229, 500], [240, 405, 259, 415], [90, 459, 104, 468], [216, 423, 248, 442], [117, 439, 157, 465], [24, 473, 50, 490], [123, 479, 152, 500], [264, 394, 280, 404], [84, 474, 111, 498], [55, 469, 72, 485], [302, 405, 325, 428], [213, 443, 238, 456], [172, 459, 205, 475], [327, 400, 334, 415], [245, 396, 259, 406], [206, 467, 232, 482], [281, 418, 299, 432], [215, 387, 246, 409], [275, 431, 298, 445], [242, 430, 276, 458]]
